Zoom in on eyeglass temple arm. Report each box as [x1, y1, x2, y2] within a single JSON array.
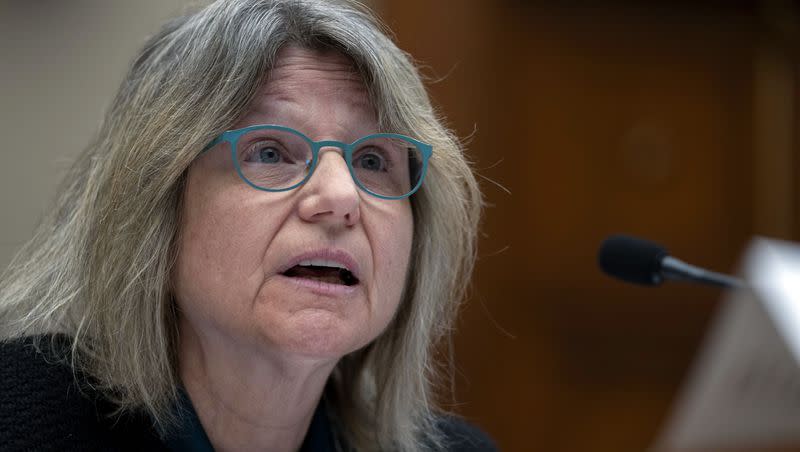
[[201, 135, 225, 154]]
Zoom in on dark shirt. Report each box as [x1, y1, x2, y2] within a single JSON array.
[[0, 335, 497, 451], [162, 389, 215, 452], [163, 388, 338, 452]]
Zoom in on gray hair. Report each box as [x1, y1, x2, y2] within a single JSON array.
[[0, 0, 482, 450]]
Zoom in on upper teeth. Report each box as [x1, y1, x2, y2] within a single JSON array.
[[298, 259, 349, 271]]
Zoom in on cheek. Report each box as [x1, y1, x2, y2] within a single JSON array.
[[368, 202, 414, 326], [172, 169, 287, 326]]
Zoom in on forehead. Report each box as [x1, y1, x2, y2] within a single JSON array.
[[260, 46, 371, 109], [239, 46, 377, 137], [267, 46, 364, 88]]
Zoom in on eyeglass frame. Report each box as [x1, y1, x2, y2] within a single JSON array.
[[202, 124, 432, 200]]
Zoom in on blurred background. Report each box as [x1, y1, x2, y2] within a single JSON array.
[[1, 0, 798, 450]]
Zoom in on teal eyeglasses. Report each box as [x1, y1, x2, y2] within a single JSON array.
[[204, 125, 432, 200]]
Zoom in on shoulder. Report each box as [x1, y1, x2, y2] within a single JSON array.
[[435, 414, 498, 452], [0, 334, 75, 390], [0, 335, 167, 452]]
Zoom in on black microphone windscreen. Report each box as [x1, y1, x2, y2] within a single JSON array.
[[598, 235, 669, 286]]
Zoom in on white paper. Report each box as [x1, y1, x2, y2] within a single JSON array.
[[653, 238, 800, 451]]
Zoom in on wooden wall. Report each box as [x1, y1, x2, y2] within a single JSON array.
[[1, 1, 795, 450], [376, 1, 799, 450]]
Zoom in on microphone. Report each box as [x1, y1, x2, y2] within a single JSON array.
[[598, 235, 745, 289]]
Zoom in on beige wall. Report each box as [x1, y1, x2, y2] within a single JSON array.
[[0, 1, 205, 270]]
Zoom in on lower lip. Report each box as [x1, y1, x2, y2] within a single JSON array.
[[277, 274, 359, 297]]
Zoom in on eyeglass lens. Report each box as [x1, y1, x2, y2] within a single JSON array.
[[234, 128, 424, 198]]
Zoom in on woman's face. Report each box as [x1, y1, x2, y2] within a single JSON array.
[[173, 46, 413, 361]]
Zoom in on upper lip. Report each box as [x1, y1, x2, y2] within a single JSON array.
[[279, 249, 361, 279]]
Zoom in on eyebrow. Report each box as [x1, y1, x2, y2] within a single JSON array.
[[258, 85, 371, 106], [247, 93, 375, 125]]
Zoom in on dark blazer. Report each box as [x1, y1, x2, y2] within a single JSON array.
[[0, 336, 496, 451]]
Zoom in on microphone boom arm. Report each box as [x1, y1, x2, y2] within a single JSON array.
[[661, 256, 745, 289]]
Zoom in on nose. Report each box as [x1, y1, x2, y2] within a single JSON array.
[[297, 148, 360, 227]]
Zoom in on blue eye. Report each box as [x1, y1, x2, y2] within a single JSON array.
[[257, 147, 281, 163], [354, 150, 387, 172], [244, 143, 285, 164]]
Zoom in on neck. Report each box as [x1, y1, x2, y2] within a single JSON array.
[[178, 320, 338, 452]]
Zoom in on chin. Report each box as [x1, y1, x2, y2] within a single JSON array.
[[265, 309, 372, 360]]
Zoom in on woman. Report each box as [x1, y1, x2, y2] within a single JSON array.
[[0, 0, 489, 450]]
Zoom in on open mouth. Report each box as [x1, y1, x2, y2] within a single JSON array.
[[282, 262, 359, 286]]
